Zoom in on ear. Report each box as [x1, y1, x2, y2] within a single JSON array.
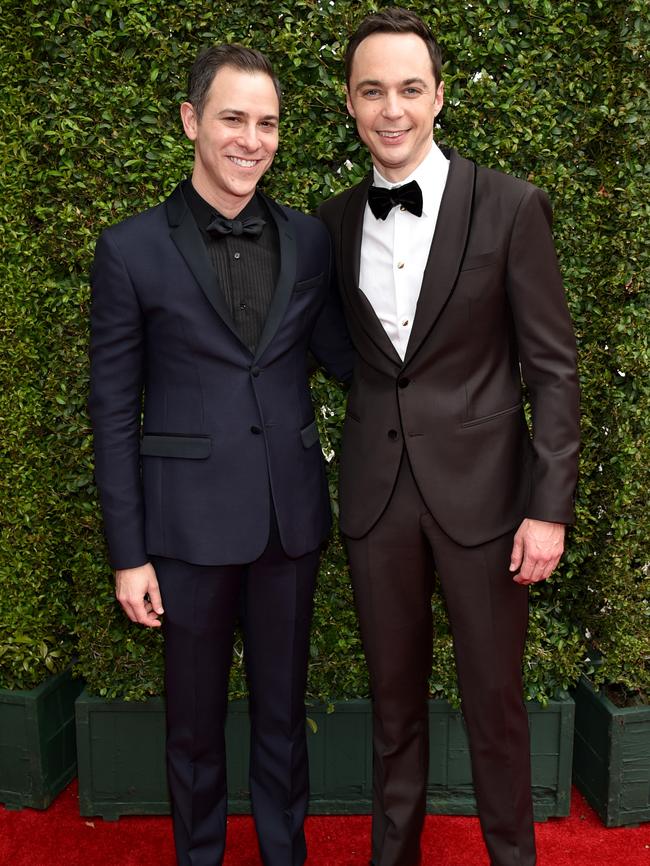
[[346, 87, 356, 119], [180, 101, 198, 141], [433, 80, 445, 118]]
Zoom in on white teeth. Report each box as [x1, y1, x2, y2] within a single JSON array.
[[379, 131, 405, 138], [229, 157, 257, 167]]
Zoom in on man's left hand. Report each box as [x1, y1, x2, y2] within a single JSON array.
[[509, 518, 565, 585]]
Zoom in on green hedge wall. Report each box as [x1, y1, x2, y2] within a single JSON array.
[[1, 0, 647, 703]]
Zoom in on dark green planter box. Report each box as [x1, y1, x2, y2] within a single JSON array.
[[572, 675, 650, 827], [0, 668, 84, 809], [76, 692, 573, 820], [307, 697, 574, 819]]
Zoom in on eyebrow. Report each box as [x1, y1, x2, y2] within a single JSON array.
[[354, 77, 428, 92], [218, 108, 279, 122]]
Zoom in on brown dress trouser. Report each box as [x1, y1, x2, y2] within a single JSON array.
[[345, 457, 535, 866]]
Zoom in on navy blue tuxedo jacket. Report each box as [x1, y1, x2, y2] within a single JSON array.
[[89, 184, 354, 569]]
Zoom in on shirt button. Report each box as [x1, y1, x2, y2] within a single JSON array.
[[234, 252, 241, 260], [399, 205, 406, 212], [388, 429, 399, 441], [240, 302, 247, 311], [250, 425, 262, 435], [397, 261, 405, 269], [401, 319, 409, 327]]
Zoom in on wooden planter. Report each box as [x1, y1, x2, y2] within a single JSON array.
[[76, 692, 573, 820], [572, 675, 650, 827], [0, 668, 84, 809]]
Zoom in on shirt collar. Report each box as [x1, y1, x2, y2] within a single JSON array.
[[372, 140, 449, 218], [182, 179, 263, 231]]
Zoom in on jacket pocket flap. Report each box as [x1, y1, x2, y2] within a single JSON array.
[[300, 420, 320, 449], [460, 403, 523, 428], [460, 250, 500, 271], [294, 273, 324, 293], [140, 434, 211, 459]]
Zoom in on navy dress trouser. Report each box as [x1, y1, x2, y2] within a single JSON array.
[[153, 519, 319, 866]]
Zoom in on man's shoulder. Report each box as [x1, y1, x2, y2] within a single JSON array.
[[262, 192, 328, 239], [101, 181, 193, 239], [472, 158, 546, 205], [319, 178, 369, 220], [98, 196, 169, 244]]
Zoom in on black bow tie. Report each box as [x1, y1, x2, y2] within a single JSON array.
[[367, 180, 423, 221], [207, 215, 266, 239]]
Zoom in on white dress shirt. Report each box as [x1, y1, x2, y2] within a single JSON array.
[[359, 141, 450, 360]]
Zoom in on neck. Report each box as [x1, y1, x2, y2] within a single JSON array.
[[190, 171, 255, 219], [374, 138, 434, 184]]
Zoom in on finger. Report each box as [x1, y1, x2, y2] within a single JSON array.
[[509, 534, 524, 572], [514, 550, 541, 585], [519, 552, 559, 585], [118, 598, 140, 624], [147, 583, 164, 615], [533, 554, 562, 584], [132, 597, 162, 627], [118, 593, 161, 627]]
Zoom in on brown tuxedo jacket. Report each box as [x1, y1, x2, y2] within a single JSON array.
[[319, 148, 580, 547]]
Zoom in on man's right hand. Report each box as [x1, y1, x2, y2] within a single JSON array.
[[115, 562, 164, 627]]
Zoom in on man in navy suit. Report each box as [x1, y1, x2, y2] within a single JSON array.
[[89, 45, 353, 866]]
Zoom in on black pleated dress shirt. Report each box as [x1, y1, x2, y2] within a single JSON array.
[[183, 179, 280, 353]]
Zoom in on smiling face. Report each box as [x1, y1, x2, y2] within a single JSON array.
[[180, 65, 279, 217], [346, 32, 444, 183]]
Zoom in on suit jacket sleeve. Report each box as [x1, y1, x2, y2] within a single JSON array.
[[88, 229, 148, 569], [308, 239, 356, 384], [506, 186, 580, 523]]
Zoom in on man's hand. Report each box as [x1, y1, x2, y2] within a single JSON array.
[[115, 562, 164, 627], [509, 519, 565, 586]]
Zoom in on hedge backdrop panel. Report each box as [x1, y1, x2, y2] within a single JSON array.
[[0, 0, 647, 703]]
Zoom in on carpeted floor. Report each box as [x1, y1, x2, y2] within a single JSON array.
[[1, 782, 648, 865]]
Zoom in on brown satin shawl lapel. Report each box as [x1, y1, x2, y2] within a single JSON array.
[[403, 150, 476, 366], [339, 176, 403, 367]]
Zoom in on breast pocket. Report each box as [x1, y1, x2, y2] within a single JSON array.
[[300, 420, 320, 449], [293, 273, 324, 294], [456, 250, 504, 301], [460, 250, 500, 272]]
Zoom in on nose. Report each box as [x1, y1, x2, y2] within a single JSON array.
[[237, 123, 260, 152], [382, 92, 403, 120]]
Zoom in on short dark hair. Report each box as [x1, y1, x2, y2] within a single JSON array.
[[345, 7, 442, 88], [187, 44, 281, 119]]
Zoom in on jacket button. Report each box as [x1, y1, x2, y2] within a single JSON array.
[[250, 425, 262, 435], [398, 377, 410, 389], [388, 429, 399, 440], [250, 366, 260, 377]]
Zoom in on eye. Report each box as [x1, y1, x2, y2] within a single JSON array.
[[361, 88, 381, 98], [223, 115, 242, 125], [404, 87, 421, 96]]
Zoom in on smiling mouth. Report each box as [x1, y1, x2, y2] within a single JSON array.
[[228, 156, 260, 168], [377, 130, 409, 139]]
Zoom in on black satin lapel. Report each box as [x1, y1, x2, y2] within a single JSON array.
[[254, 196, 296, 362], [340, 179, 402, 367], [166, 189, 240, 339], [404, 152, 476, 365]]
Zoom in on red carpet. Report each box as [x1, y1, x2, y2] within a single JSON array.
[[1, 782, 648, 865]]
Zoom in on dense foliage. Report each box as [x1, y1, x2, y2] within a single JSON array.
[[1, 0, 647, 703]]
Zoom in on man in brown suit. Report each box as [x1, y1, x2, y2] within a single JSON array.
[[318, 8, 580, 866]]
